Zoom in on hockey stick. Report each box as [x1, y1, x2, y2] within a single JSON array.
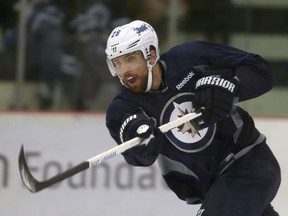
[[19, 111, 202, 193]]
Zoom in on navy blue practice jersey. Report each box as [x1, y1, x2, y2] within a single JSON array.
[[105, 41, 274, 203]]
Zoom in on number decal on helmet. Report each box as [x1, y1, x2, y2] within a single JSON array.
[[111, 30, 121, 38]]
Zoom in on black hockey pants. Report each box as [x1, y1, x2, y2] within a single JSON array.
[[196, 143, 281, 216]]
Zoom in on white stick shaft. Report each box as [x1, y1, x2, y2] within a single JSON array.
[[158, 112, 201, 133], [87, 111, 201, 167]]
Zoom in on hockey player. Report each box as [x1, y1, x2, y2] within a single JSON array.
[[105, 20, 281, 216]]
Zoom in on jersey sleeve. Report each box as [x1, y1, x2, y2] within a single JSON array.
[[105, 97, 162, 166], [161, 41, 274, 101], [201, 42, 274, 102]]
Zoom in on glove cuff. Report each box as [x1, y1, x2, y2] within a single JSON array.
[[119, 113, 156, 143]]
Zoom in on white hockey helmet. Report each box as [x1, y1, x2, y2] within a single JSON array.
[[105, 20, 160, 92]]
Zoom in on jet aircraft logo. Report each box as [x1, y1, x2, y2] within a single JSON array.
[[160, 92, 215, 153]]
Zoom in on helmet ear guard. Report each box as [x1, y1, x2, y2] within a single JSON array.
[[106, 58, 117, 77], [146, 49, 152, 60]]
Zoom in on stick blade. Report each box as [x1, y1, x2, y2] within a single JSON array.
[[18, 145, 41, 193], [19, 145, 90, 193]]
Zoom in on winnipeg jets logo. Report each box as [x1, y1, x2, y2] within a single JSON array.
[[133, 24, 149, 34], [160, 92, 216, 153]]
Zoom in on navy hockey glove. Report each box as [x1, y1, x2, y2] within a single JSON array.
[[120, 112, 158, 146], [193, 75, 239, 124]]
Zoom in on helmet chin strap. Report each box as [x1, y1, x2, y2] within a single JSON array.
[[144, 62, 154, 92], [145, 53, 159, 92]]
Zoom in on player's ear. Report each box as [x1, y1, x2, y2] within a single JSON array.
[[148, 50, 157, 65]]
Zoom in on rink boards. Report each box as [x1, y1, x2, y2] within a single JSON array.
[[0, 112, 287, 216]]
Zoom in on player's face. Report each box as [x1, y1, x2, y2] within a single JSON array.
[[112, 51, 148, 93]]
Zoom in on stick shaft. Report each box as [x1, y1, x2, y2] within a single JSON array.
[[87, 111, 201, 167]]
